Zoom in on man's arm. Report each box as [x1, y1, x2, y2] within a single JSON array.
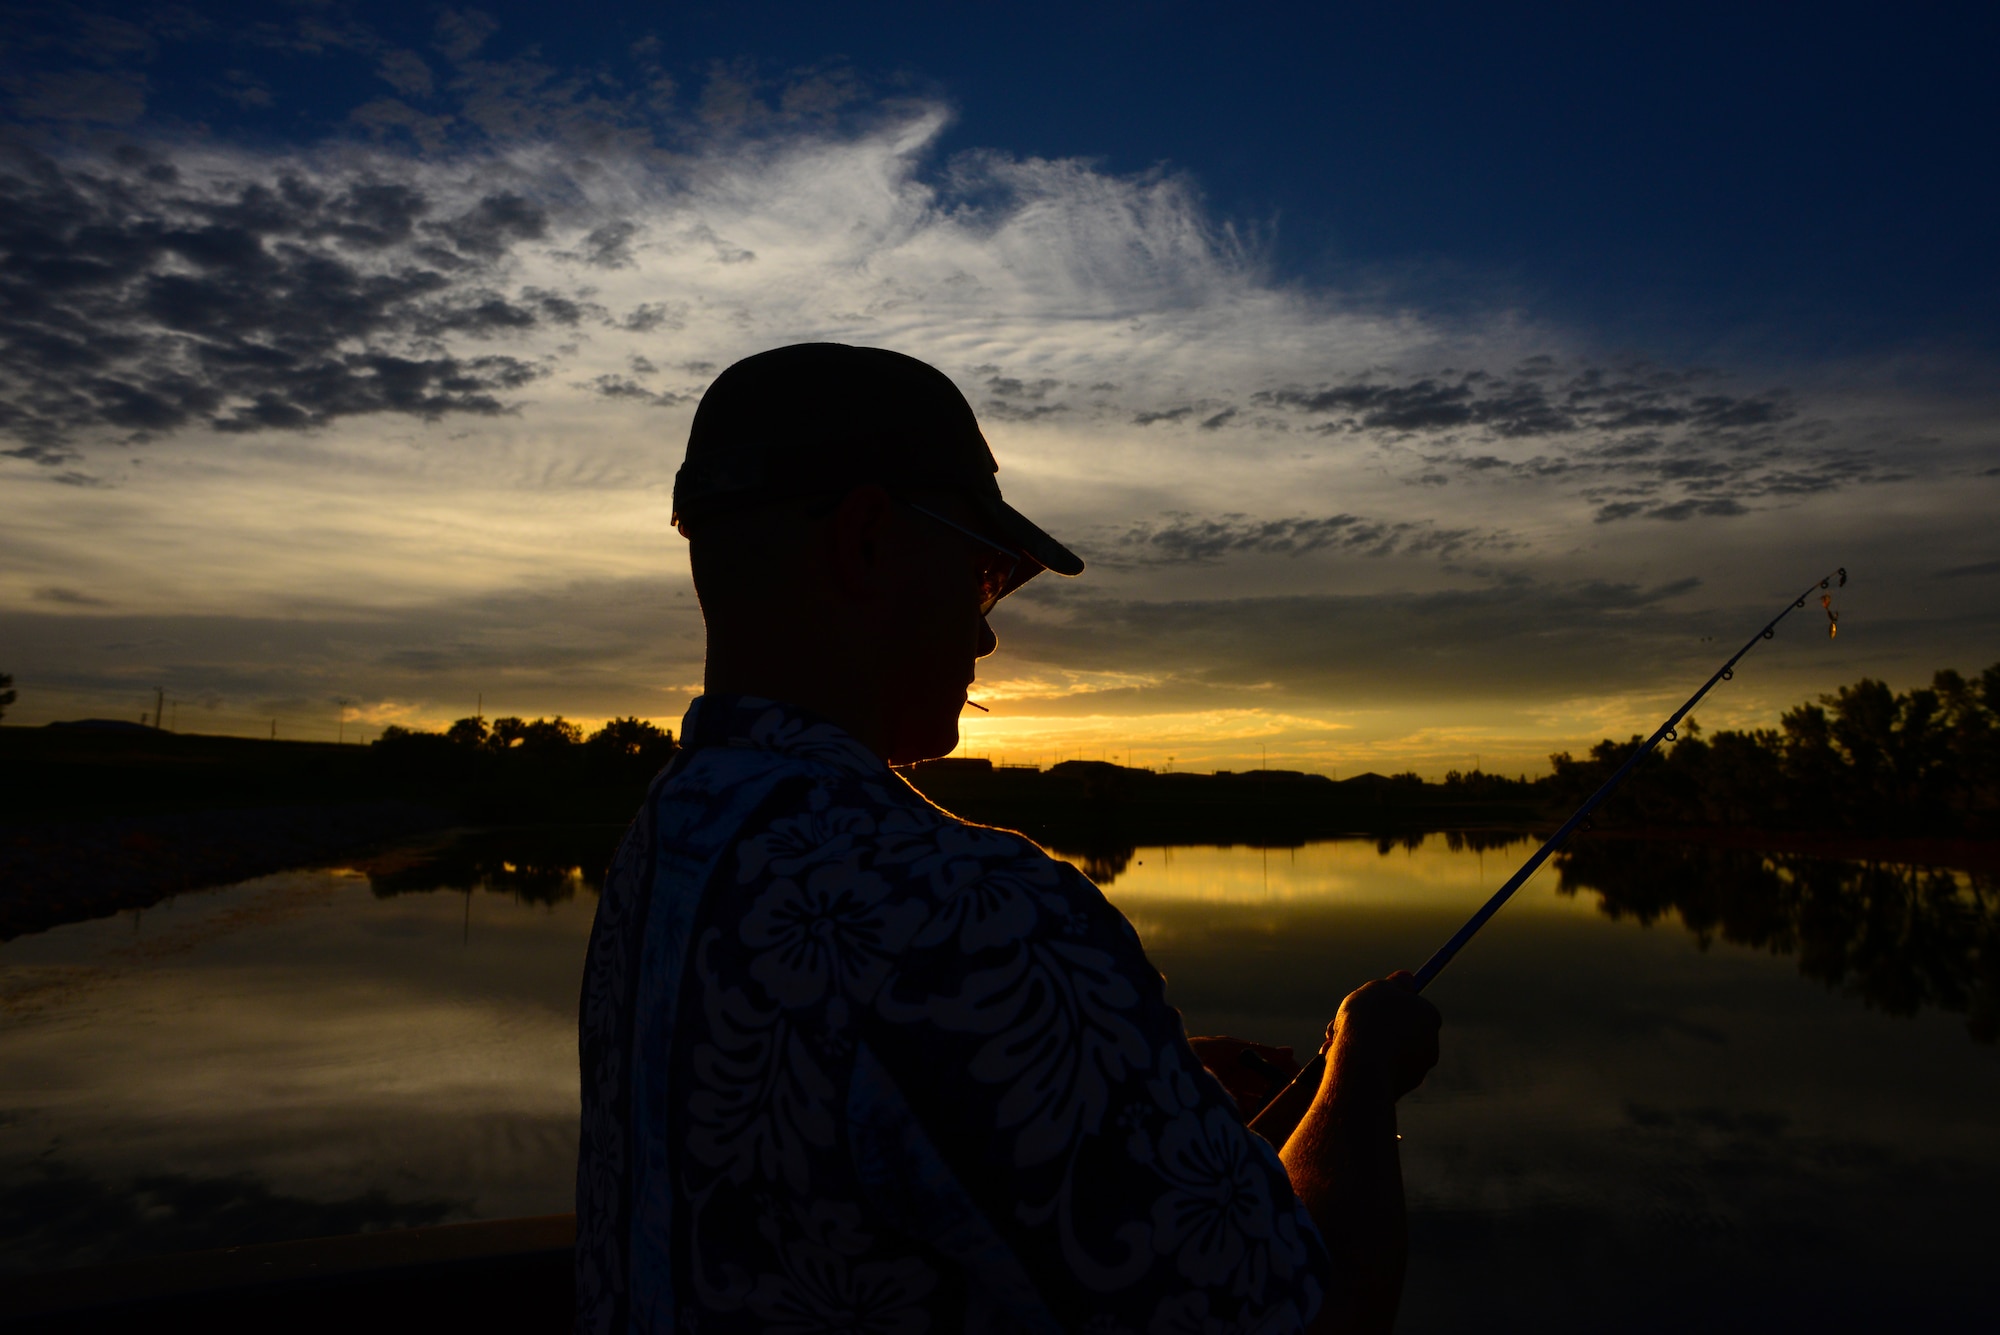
[[1252, 974, 1441, 1335]]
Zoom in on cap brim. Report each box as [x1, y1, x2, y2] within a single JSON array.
[[971, 494, 1085, 598]]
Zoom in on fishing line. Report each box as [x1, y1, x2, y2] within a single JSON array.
[[1247, 566, 1847, 1120]]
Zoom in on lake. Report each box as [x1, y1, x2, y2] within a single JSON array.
[[2, 828, 1994, 1332]]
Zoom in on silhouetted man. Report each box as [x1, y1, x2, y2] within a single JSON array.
[[576, 343, 1441, 1334]]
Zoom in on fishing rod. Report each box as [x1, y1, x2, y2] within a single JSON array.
[[1247, 565, 1847, 1122]]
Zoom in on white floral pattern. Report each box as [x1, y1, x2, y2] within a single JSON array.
[[577, 696, 1328, 1333], [1151, 1108, 1279, 1289], [741, 862, 928, 1008]]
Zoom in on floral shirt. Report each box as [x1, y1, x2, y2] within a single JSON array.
[[576, 696, 1327, 1334]]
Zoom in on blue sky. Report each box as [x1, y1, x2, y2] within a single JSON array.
[[25, 1, 2000, 355], [1, 2, 1995, 770]]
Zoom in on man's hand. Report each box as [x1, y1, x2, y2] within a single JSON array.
[[1324, 970, 1441, 1100], [1285, 972, 1442, 1335], [1188, 1035, 1302, 1119]]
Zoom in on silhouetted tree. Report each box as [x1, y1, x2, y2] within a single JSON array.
[[365, 711, 677, 824], [444, 716, 488, 747], [586, 717, 677, 774], [518, 716, 583, 750], [487, 716, 529, 749], [1547, 662, 1999, 838], [1440, 767, 1540, 801], [0, 672, 14, 721], [586, 716, 673, 758]]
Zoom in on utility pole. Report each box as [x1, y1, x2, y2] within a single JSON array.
[[153, 686, 164, 730], [270, 719, 277, 740], [335, 696, 354, 744]]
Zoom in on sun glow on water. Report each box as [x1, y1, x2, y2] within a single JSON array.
[[1084, 833, 1598, 913]]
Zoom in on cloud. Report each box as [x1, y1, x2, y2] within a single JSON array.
[[1110, 512, 1509, 564], [377, 50, 436, 99], [570, 220, 638, 269], [1245, 365, 1908, 522], [1257, 365, 1794, 439], [991, 576, 1729, 708], [0, 79, 1915, 544], [0, 141, 565, 453], [1593, 497, 1748, 523], [619, 302, 684, 333], [1637, 498, 1749, 522], [584, 375, 685, 408], [427, 190, 547, 258], [32, 586, 107, 605], [433, 9, 499, 64], [0, 575, 709, 731]]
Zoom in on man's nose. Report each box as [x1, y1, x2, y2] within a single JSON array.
[[976, 616, 997, 659]]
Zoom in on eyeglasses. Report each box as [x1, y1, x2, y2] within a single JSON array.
[[901, 499, 1022, 615]]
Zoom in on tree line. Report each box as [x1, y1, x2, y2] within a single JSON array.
[[1549, 664, 2000, 838], [377, 713, 677, 764], [369, 714, 679, 822]]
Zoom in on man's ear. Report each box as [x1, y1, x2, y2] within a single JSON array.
[[826, 484, 901, 602]]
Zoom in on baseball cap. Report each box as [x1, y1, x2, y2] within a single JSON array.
[[670, 343, 1085, 590]]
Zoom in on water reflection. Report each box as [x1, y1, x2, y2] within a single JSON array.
[[364, 826, 623, 905], [1556, 838, 1999, 1043], [1, 830, 1994, 1329], [0, 863, 593, 1281], [336, 825, 2000, 1044], [1051, 829, 1535, 894]]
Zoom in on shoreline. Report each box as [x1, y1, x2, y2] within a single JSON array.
[[5, 806, 1993, 945], [0, 804, 450, 941]]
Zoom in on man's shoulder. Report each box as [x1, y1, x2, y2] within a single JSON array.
[[736, 764, 1063, 885], [627, 736, 1118, 963]]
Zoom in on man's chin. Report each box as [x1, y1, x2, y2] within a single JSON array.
[[886, 715, 961, 768]]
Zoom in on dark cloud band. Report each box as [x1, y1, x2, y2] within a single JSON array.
[[0, 141, 558, 461]]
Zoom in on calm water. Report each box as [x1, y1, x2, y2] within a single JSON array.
[[2, 830, 1994, 1332]]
